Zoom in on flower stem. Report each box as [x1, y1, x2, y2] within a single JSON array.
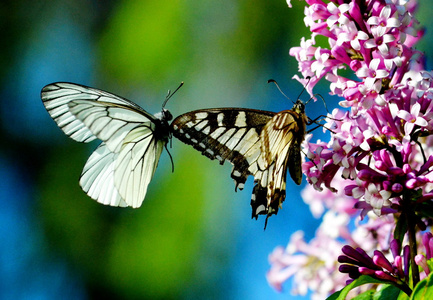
[[403, 192, 420, 286], [397, 281, 412, 297]]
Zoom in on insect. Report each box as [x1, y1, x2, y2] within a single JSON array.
[[41, 82, 181, 208], [42, 81, 314, 228], [171, 84, 309, 227]]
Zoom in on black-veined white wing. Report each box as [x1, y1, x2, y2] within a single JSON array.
[[41, 82, 172, 208], [171, 101, 307, 226], [80, 143, 127, 207]]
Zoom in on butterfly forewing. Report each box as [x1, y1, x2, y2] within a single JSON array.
[[42, 82, 148, 143], [41, 82, 171, 208], [172, 108, 275, 189]]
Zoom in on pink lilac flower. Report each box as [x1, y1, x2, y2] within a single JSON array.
[[415, 232, 433, 279], [267, 229, 348, 298], [338, 233, 433, 296], [396, 102, 428, 136], [301, 172, 357, 218], [338, 239, 412, 294]]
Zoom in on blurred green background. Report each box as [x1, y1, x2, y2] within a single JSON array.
[[1, 0, 432, 299]]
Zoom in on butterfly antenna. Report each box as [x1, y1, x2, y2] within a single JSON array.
[[296, 75, 314, 101], [310, 93, 330, 114], [162, 81, 184, 109], [268, 79, 294, 104], [294, 77, 329, 115]]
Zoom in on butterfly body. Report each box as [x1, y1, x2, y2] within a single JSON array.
[[42, 82, 173, 208], [171, 99, 308, 222]]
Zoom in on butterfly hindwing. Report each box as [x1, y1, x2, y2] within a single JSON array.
[[41, 82, 171, 208], [251, 107, 307, 220], [113, 124, 166, 208], [80, 143, 128, 207]]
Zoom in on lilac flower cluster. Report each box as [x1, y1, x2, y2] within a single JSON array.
[[338, 232, 433, 292], [267, 177, 396, 297], [291, 0, 433, 217], [268, 0, 433, 297], [267, 229, 347, 298]]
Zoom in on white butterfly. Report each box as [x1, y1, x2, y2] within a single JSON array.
[[41, 82, 178, 208]]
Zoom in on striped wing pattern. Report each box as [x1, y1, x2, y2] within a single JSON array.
[[41, 82, 170, 208], [171, 103, 307, 224]]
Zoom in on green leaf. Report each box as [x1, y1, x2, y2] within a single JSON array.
[[326, 276, 386, 300], [396, 289, 411, 300], [349, 286, 401, 300], [374, 285, 406, 300], [328, 281, 408, 300], [410, 272, 433, 300], [352, 289, 374, 299]]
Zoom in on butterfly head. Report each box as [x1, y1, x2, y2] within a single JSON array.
[[154, 108, 173, 122], [163, 108, 173, 121], [292, 99, 305, 115]]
